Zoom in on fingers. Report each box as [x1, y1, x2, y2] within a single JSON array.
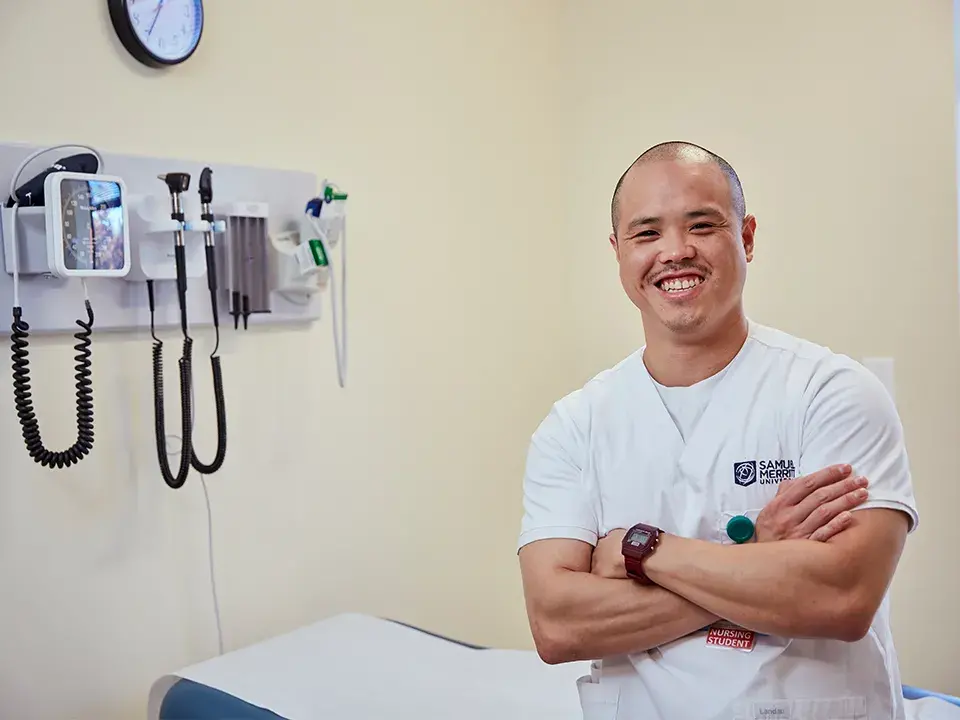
[[793, 473, 868, 524], [779, 464, 853, 506], [793, 482, 869, 539], [808, 511, 854, 542]]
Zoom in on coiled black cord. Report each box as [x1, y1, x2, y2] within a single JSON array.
[[191, 328, 227, 474], [148, 280, 193, 489], [11, 302, 95, 469], [190, 247, 227, 475]]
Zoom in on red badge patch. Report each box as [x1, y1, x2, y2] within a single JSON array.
[[706, 624, 756, 652]]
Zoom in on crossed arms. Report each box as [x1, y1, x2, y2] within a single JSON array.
[[520, 478, 907, 664], [518, 367, 916, 665], [519, 495, 908, 664]]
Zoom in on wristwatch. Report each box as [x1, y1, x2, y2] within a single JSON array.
[[621, 522, 662, 585]]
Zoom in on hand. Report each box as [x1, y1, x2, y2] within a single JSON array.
[[755, 464, 869, 543], [591, 529, 628, 579]]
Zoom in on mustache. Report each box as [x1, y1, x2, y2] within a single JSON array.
[[648, 261, 711, 285]]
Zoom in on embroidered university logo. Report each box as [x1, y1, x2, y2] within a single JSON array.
[[733, 459, 797, 487], [733, 461, 757, 486]]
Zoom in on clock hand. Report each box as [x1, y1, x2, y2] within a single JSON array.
[[147, 0, 166, 37]]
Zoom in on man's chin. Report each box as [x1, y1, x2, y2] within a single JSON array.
[[660, 310, 709, 335]]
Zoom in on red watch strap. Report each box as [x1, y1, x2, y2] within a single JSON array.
[[624, 554, 654, 585]]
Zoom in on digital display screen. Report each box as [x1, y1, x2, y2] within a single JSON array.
[[59, 178, 125, 271], [628, 530, 651, 546]]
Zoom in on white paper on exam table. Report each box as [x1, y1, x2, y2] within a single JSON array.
[[147, 613, 589, 720], [906, 697, 960, 720]]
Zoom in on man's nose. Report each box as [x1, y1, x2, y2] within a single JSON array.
[[657, 231, 696, 263]]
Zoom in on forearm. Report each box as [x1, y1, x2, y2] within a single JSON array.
[[644, 535, 859, 639], [531, 568, 717, 663]]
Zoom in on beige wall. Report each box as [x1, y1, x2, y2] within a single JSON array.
[[0, 1, 956, 717]]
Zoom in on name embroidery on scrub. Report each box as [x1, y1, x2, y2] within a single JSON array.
[[752, 701, 791, 719]]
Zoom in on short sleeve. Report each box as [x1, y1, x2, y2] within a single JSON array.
[[517, 396, 599, 552], [799, 359, 919, 533]]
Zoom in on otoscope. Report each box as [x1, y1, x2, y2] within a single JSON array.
[[191, 166, 227, 474], [148, 172, 194, 489]]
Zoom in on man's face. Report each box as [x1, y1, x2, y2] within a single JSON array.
[[610, 157, 756, 338]]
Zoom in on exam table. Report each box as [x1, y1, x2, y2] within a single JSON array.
[[150, 613, 960, 720]]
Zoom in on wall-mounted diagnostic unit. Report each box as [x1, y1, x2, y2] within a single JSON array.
[[0, 141, 346, 484]]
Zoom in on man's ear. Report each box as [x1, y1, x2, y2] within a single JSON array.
[[609, 232, 620, 261], [741, 215, 757, 262]]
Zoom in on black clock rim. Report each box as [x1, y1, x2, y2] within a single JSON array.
[[107, 0, 204, 68]]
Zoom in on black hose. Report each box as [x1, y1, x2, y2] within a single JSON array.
[[11, 302, 95, 469], [152, 335, 194, 489], [190, 352, 226, 474], [190, 246, 227, 475], [147, 280, 193, 489]]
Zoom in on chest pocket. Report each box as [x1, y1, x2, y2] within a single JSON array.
[[711, 459, 798, 544]]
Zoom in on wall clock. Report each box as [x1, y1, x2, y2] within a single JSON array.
[[108, 0, 204, 68]]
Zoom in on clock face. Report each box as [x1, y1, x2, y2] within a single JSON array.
[[114, 0, 203, 66]]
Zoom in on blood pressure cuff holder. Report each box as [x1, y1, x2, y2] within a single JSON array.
[[4, 153, 100, 207]]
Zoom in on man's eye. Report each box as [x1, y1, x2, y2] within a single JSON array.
[[691, 223, 714, 231]]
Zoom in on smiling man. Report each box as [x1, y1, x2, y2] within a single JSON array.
[[517, 142, 919, 719]]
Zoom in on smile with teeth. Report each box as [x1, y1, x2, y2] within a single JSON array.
[[657, 276, 704, 293]]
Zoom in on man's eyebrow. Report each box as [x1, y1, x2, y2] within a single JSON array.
[[686, 207, 726, 221], [624, 215, 660, 233]]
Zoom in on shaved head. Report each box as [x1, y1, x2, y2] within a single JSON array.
[[611, 142, 745, 234]]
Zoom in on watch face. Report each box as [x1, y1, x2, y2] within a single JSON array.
[[627, 529, 651, 547]]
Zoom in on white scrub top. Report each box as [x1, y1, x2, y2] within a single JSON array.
[[518, 321, 919, 720]]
